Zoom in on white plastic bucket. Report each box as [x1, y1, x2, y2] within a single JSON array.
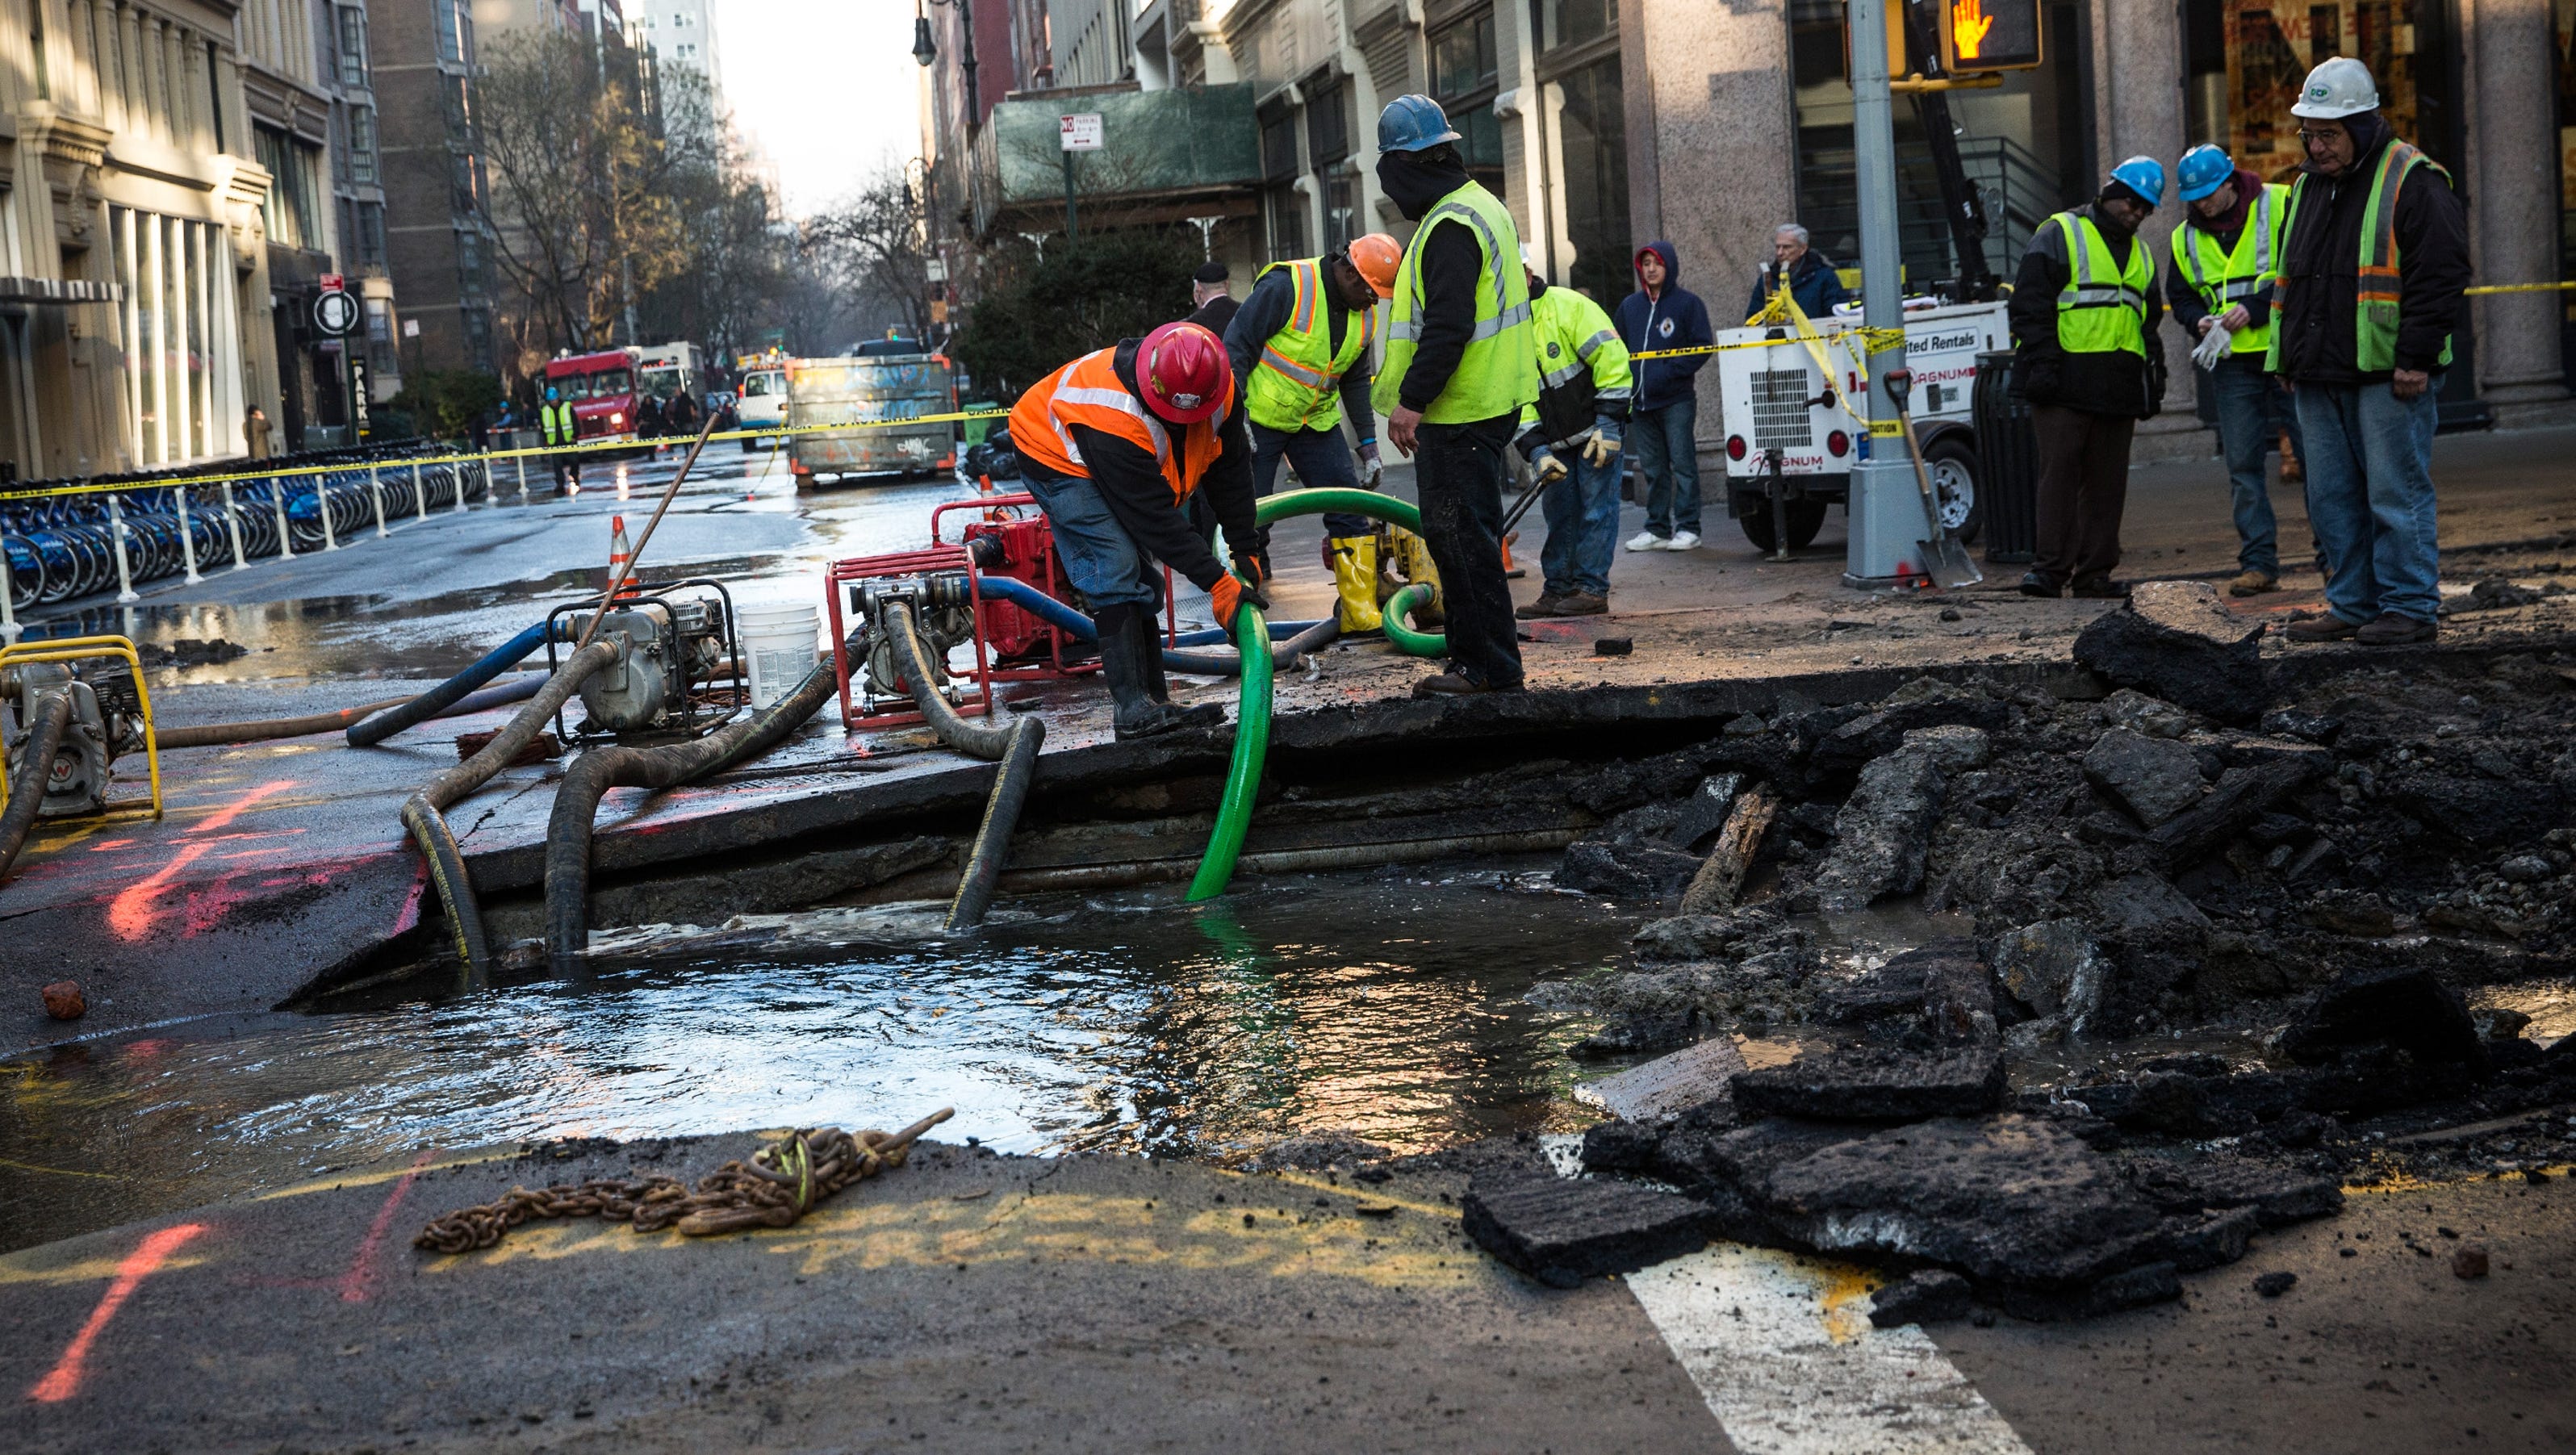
[[737, 599, 821, 710]]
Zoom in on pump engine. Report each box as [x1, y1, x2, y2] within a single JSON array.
[[2, 656, 145, 818], [546, 579, 744, 743]]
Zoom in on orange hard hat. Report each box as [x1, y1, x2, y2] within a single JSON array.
[[1347, 233, 1401, 299], [1136, 321, 1228, 424]]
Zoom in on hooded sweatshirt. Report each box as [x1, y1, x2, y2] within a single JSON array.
[[1612, 243, 1713, 414]]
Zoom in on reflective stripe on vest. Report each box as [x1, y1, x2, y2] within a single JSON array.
[[1245, 258, 1376, 432], [1371, 182, 1541, 424], [2266, 141, 2456, 374], [2050, 211, 2151, 358], [1006, 347, 1233, 504], [2175, 185, 2287, 353]]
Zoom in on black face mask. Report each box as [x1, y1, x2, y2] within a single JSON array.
[[1375, 148, 1469, 221]]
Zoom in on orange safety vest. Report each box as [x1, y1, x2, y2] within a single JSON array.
[[1007, 346, 1235, 505]]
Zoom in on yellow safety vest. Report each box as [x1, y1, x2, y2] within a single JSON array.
[[2049, 211, 2152, 357], [1244, 258, 1377, 433], [542, 401, 572, 445], [2173, 184, 2290, 355], [2265, 140, 2455, 374], [1517, 284, 1633, 445], [1371, 182, 1538, 424]]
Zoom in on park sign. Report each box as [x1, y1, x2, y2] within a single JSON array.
[[1060, 112, 1103, 152]]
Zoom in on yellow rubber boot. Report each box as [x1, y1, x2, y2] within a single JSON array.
[[1328, 535, 1385, 633]]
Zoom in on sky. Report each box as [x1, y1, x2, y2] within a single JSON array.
[[709, 0, 925, 215]]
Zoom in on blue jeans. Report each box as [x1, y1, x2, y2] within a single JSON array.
[[1539, 449, 1622, 598], [1248, 421, 1372, 537], [2207, 354, 2302, 575], [1021, 463, 1165, 612], [1631, 396, 1700, 537], [2295, 378, 2440, 625]]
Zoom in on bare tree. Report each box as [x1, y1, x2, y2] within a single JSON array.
[[801, 168, 934, 345]]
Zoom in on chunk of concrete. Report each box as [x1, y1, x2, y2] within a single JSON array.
[[1670, 772, 1746, 852], [2088, 873, 2213, 938], [2072, 581, 2266, 725], [1461, 1169, 1712, 1287], [1731, 1046, 2007, 1122], [1991, 919, 2110, 1033], [1869, 1269, 1975, 1327], [1578, 1036, 1751, 1122], [2278, 965, 2488, 1070], [2146, 758, 2323, 868], [2102, 688, 2193, 739], [1813, 725, 1992, 913], [2083, 729, 2209, 827]]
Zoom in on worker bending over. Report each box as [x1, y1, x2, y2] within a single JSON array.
[[1371, 94, 1540, 696], [1512, 246, 1633, 618], [1008, 321, 1269, 740], [1222, 234, 1400, 631]]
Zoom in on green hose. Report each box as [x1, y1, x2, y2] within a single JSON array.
[[1186, 487, 1437, 901], [1379, 583, 1447, 657]]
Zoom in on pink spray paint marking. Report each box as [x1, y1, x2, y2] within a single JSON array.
[[337, 1150, 436, 1303], [105, 780, 303, 939], [27, 1223, 206, 1403]]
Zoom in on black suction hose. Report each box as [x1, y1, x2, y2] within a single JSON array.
[[544, 640, 845, 972], [880, 601, 1044, 930], [0, 690, 72, 886], [408, 638, 625, 978], [160, 673, 549, 750]]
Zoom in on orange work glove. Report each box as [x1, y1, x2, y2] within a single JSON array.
[[1207, 575, 1270, 631]]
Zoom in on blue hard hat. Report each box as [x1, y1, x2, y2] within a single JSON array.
[[546, 387, 559, 400], [2175, 144, 2233, 203], [2107, 155, 2166, 207], [1377, 94, 1462, 154]]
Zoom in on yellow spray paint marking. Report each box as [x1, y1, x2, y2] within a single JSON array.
[[0, 1156, 125, 1182], [0, 1247, 218, 1289], [2344, 1162, 2574, 1195], [1815, 1263, 1885, 1346]]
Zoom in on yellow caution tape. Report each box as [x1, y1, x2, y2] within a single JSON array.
[[2461, 280, 2576, 295], [0, 409, 1013, 504], [1632, 324, 1906, 363]]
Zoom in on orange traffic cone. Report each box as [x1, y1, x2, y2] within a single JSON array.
[[607, 513, 635, 596]]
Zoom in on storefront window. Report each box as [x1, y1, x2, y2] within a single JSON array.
[[2186, 0, 2454, 180], [1431, 9, 1505, 198], [1554, 58, 1629, 303]]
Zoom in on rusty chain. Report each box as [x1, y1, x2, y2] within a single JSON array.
[[412, 1109, 955, 1256]]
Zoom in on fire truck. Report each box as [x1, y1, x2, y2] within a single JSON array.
[[543, 348, 644, 445]]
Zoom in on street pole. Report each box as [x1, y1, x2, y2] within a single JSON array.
[[1061, 151, 1078, 242], [1842, 0, 1920, 587]]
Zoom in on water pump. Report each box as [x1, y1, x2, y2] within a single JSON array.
[[544, 579, 745, 744]]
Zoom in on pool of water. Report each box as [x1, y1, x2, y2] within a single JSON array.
[[0, 866, 1640, 1253]]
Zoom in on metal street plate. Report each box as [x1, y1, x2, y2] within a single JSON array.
[[313, 290, 360, 337]]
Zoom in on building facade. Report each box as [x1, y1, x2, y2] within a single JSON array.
[[632, 0, 714, 86], [377, 0, 496, 377], [935, 0, 2573, 454]]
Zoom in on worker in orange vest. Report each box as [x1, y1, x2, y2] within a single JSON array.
[[1008, 320, 1270, 739]]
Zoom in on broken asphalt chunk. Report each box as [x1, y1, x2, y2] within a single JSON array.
[[2072, 581, 2266, 725], [1730, 1045, 2006, 1122], [1868, 1269, 1975, 1327], [1460, 1169, 1712, 1288]]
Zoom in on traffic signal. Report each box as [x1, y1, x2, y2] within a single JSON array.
[[1941, 0, 2043, 71]]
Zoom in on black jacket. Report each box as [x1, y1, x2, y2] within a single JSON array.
[[2269, 134, 2469, 384], [2008, 204, 2168, 417], [1056, 337, 1258, 594]]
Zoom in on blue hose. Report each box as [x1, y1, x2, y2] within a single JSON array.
[[346, 620, 554, 747], [971, 575, 1316, 675]]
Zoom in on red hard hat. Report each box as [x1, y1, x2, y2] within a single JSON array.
[[1136, 321, 1227, 424]]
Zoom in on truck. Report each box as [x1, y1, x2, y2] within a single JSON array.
[[543, 348, 644, 446], [734, 361, 787, 450], [1712, 299, 2009, 552], [785, 349, 959, 487], [637, 343, 705, 413]]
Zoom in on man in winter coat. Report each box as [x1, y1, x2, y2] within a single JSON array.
[[2167, 143, 2302, 597], [1613, 242, 1712, 550], [2008, 157, 2170, 598], [1745, 224, 1851, 323], [2269, 57, 2469, 647]]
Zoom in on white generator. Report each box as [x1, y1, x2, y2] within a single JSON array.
[[1712, 299, 2010, 552]]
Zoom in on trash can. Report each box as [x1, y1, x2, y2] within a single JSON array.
[[1973, 349, 2038, 564]]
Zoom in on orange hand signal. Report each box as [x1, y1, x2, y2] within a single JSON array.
[[1952, 0, 1994, 57]]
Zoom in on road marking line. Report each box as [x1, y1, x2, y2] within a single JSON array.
[[0, 1156, 123, 1181], [337, 1149, 435, 1302], [27, 1223, 205, 1403], [1627, 1244, 2033, 1455]]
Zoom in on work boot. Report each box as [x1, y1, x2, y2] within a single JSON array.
[[1413, 670, 1522, 697], [2017, 572, 2063, 599], [2283, 613, 2361, 642], [1328, 535, 1386, 633], [1515, 593, 1566, 620], [2355, 612, 2438, 646], [2069, 576, 2130, 600], [2227, 569, 2279, 597], [1094, 604, 1198, 740], [1134, 610, 1223, 730], [1553, 592, 1608, 616]]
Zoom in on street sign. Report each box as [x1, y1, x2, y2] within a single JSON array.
[[319, 273, 345, 293], [402, 317, 420, 338], [1059, 113, 1103, 152], [312, 289, 360, 337], [1941, 0, 2043, 71]]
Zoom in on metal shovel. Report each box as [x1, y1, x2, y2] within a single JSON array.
[[1886, 369, 1982, 588]]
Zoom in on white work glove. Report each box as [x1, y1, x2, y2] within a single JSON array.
[[1530, 447, 1570, 485], [2192, 324, 2233, 372], [1357, 440, 1383, 490]]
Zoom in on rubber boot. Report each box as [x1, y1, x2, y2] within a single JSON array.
[[1328, 535, 1385, 633], [1392, 528, 1445, 628], [1135, 609, 1223, 730], [1095, 604, 1194, 740]]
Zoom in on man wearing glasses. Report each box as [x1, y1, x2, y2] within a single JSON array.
[[2269, 56, 2469, 646]]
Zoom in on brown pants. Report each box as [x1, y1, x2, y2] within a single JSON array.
[[2030, 403, 2135, 587]]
